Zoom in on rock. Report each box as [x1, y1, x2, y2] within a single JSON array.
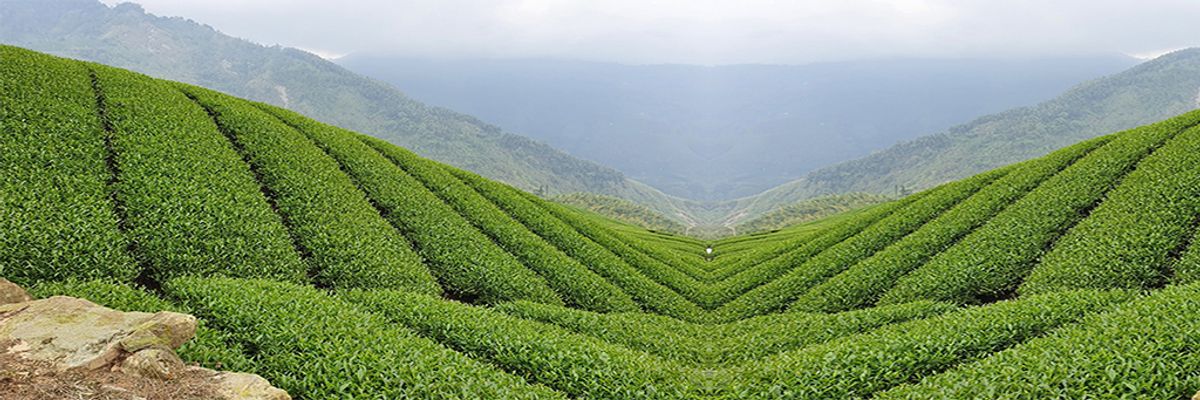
[[0, 284, 289, 399], [0, 296, 196, 371], [121, 347, 186, 380], [0, 277, 30, 305], [1193, 390, 1199, 400], [209, 370, 292, 400]]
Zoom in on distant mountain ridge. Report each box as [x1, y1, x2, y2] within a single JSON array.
[[726, 48, 1200, 222], [0, 0, 678, 213], [338, 54, 1138, 201]]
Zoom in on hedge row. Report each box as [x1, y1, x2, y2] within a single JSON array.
[[1021, 120, 1200, 294], [721, 290, 1133, 399], [879, 112, 1200, 306], [529, 199, 708, 305], [791, 136, 1109, 313], [358, 136, 639, 312], [711, 173, 1001, 322], [92, 65, 306, 282], [167, 277, 564, 399], [497, 300, 954, 365], [342, 289, 701, 399], [0, 47, 135, 284], [701, 196, 920, 309], [258, 105, 561, 305], [29, 279, 254, 372], [878, 283, 1200, 399], [450, 168, 705, 320], [181, 87, 440, 295]]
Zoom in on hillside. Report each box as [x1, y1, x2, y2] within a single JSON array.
[[0, 0, 678, 209], [339, 54, 1137, 200], [731, 48, 1200, 220], [551, 193, 688, 234], [731, 193, 892, 235], [7, 45, 1200, 398]]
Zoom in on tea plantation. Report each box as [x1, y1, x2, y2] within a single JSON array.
[[6, 45, 1200, 398]]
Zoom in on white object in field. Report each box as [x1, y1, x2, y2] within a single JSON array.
[[706, 247, 713, 255]]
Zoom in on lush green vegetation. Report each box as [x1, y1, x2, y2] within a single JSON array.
[[551, 192, 688, 234], [733, 193, 893, 235], [9, 45, 1200, 398]]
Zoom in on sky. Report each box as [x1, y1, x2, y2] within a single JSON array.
[[102, 0, 1200, 65]]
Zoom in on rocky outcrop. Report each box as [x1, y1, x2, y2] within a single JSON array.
[[0, 278, 30, 305], [0, 282, 288, 400]]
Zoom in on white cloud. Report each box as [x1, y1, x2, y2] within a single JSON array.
[[103, 0, 1200, 64]]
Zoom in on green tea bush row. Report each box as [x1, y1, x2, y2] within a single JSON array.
[[497, 300, 954, 366], [451, 168, 705, 320], [879, 113, 1200, 306], [1021, 120, 1200, 294], [722, 290, 1132, 399], [29, 279, 253, 372], [877, 283, 1200, 399], [343, 289, 700, 399], [792, 136, 1109, 313], [182, 88, 440, 295], [92, 65, 306, 282], [712, 174, 999, 322], [259, 105, 561, 305], [167, 277, 564, 399], [357, 136, 638, 312], [702, 196, 919, 309], [0, 47, 135, 284], [530, 199, 708, 305]]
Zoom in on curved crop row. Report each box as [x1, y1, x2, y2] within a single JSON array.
[[791, 136, 1109, 313], [1021, 122, 1200, 294], [0, 48, 135, 284], [497, 300, 955, 365], [702, 197, 919, 309], [721, 290, 1132, 399], [167, 277, 564, 399], [712, 172, 1001, 322], [878, 283, 1200, 399], [92, 65, 306, 282], [182, 87, 440, 294], [260, 106, 561, 305], [529, 199, 708, 304], [450, 168, 705, 320], [343, 289, 700, 399], [357, 135, 639, 312], [879, 112, 1200, 306]]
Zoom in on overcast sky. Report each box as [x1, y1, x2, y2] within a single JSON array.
[[103, 0, 1200, 65]]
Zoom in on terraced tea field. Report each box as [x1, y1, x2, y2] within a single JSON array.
[[6, 45, 1200, 398]]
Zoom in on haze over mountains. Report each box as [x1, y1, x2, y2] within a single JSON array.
[[338, 55, 1138, 200]]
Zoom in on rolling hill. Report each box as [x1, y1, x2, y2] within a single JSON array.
[[0, 0, 685, 213], [8, 45, 1200, 398], [730, 47, 1200, 222]]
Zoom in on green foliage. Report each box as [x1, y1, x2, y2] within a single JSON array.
[[0, 46, 135, 284], [880, 112, 1200, 305], [167, 277, 563, 399], [498, 300, 955, 366], [702, 196, 919, 309], [452, 168, 706, 320], [792, 136, 1109, 313], [91, 64, 306, 282], [712, 173, 1000, 321], [551, 192, 687, 234], [877, 283, 1200, 399], [355, 135, 638, 312], [722, 290, 1133, 399], [734, 193, 894, 235], [263, 106, 561, 305], [28, 279, 254, 373], [1021, 123, 1200, 294], [180, 86, 441, 295], [343, 289, 700, 399], [530, 198, 707, 306]]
